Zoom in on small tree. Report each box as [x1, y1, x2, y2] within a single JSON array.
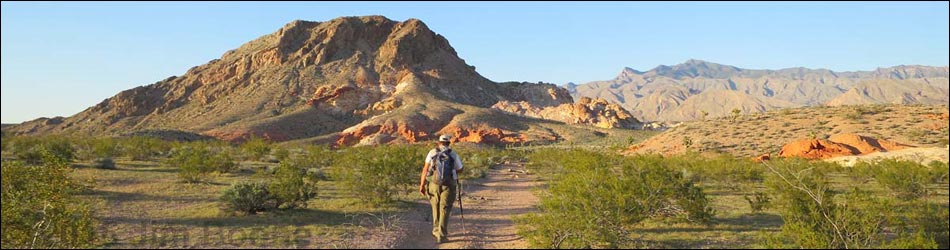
[[731, 108, 742, 122], [700, 110, 709, 121]]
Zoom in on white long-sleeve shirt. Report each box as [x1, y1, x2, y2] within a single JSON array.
[[425, 147, 463, 180]]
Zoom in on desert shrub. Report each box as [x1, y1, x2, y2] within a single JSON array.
[[240, 136, 272, 161], [220, 182, 276, 215], [744, 191, 771, 213], [11, 136, 76, 165], [926, 160, 948, 184], [14, 145, 46, 165], [73, 137, 119, 161], [681, 136, 693, 148], [1, 160, 97, 248], [272, 147, 291, 163], [851, 159, 936, 200], [329, 144, 427, 205], [167, 143, 236, 183], [499, 145, 529, 163], [763, 159, 941, 248], [296, 145, 335, 169], [118, 136, 171, 161], [89, 137, 119, 159], [892, 201, 950, 248], [517, 149, 713, 248], [92, 157, 116, 170], [455, 145, 500, 179], [672, 153, 764, 187], [269, 157, 320, 209], [1, 132, 8, 152]]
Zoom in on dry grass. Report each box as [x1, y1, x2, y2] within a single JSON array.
[[71, 158, 408, 248]]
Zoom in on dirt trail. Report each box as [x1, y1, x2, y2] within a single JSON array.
[[392, 163, 541, 249]]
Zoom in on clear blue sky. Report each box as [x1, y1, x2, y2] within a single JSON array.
[[2, 1, 948, 123]]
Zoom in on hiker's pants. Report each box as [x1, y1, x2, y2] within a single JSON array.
[[427, 180, 457, 238]]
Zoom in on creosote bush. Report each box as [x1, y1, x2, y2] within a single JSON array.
[[220, 182, 275, 215], [762, 159, 943, 249], [167, 142, 236, 183], [517, 149, 713, 248], [744, 191, 771, 213], [92, 157, 116, 170], [849, 159, 942, 200], [269, 156, 320, 209], [1, 159, 97, 248], [329, 144, 427, 205], [240, 136, 272, 162]]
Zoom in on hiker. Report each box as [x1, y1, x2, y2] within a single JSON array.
[[418, 134, 464, 243]]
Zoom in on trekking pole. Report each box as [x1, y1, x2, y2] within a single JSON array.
[[457, 178, 466, 235]]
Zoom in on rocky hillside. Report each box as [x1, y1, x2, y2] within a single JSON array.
[[569, 59, 949, 122], [627, 104, 949, 158], [8, 16, 638, 146]]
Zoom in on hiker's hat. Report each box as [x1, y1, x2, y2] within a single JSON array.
[[438, 134, 452, 142]]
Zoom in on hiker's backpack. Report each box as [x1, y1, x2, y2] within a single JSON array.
[[428, 148, 455, 186]]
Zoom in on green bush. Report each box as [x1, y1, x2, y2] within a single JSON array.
[[671, 152, 764, 187], [220, 182, 276, 215], [329, 145, 427, 205], [517, 149, 713, 248], [269, 156, 320, 209], [744, 191, 771, 213], [118, 136, 171, 161], [851, 159, 935, 200], [1, 160, 97, 248], [92, 157, 116, 170], [457, 146, 498, 179], [167, 143, 236, 183], [763, 159, 942, 248], [272, 147, 291, 163], [895, 201, 949, 248], [927, 161, 948, 184], [10, 136, 76, 166], [240, 136, 272, 161], [73, 137, 119, 161], [1, 132, 8, 152]]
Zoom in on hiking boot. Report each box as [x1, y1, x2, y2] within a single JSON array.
[[432, 232, 447, 243]]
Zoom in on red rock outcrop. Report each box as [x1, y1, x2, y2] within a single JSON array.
[[336, 120, 438, 146], [778, 139, 858, 159], [443, 126, 529, 145], [753, 153, 771, 162], [827, 134, 909, 154], [778, 134, 914, 160]]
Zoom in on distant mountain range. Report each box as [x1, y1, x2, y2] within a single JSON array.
[[567, 59, 949, 122]]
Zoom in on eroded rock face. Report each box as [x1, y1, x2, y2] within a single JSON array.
[[778, 134, 913, 159], [827, 134, 909, 155], [491, 97, 642, 129], [778, 139, 858, 159], [9, 15, 638, 147], [442, 126, 529, 145]]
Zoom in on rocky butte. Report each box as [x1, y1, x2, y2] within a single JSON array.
[[7, 16, 640, 146]]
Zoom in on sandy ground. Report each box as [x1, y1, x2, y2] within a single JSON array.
[[826, 146, 949, 167], [388, 163, 541, 249]]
